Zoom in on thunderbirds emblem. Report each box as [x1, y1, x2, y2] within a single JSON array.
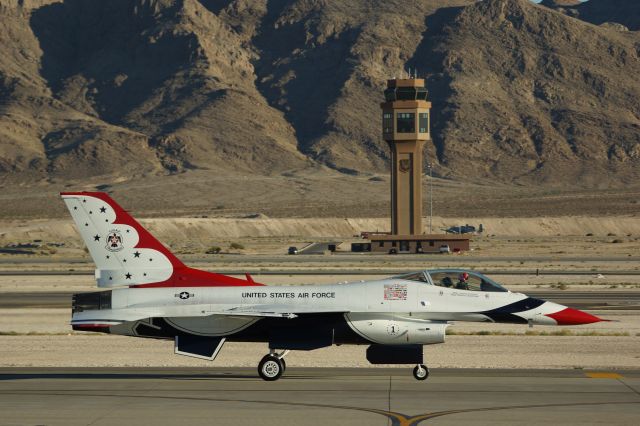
[[106, 230, 123, 252], [399, 159, 411, 173]]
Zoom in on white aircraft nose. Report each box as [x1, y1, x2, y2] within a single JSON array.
[[532, 301, 606, 326], [545, 306, 605, 325]]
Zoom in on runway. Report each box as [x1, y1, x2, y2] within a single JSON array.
[[1, 368, 638, 425]]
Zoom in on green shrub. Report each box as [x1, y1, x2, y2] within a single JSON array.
[[229, 242, 245, 250], [206, 246, 222, 254]]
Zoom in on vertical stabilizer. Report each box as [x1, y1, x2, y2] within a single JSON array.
[[61, 192, 183, 288]]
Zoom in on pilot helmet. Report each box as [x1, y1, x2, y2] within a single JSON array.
[[459, 272, 469, 281]]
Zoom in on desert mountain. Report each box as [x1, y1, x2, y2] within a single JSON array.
[[0, 0, 639, 188], [542, 0, 640, 31]]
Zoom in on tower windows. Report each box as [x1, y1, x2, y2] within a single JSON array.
[[419, 112, 429, 133], [397, 113, 415, 133], [383, 112, 393, 134]]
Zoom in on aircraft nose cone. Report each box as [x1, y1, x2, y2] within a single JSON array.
[[545, 307, 605, 325]]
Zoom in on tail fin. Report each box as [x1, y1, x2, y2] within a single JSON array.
[[61, 192, 261, 289]]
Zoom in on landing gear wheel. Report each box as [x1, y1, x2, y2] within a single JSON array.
[[258, 355, 284, 381], [413, 364, 429, 381], [280, 357, 287, 372]]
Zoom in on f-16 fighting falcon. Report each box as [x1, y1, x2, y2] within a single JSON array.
[[62, 192, 605, 381]]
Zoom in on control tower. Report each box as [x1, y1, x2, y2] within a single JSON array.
[[381, 78, 431, 236], [357, 78, 470, 254]]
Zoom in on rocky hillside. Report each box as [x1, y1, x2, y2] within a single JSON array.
[[0, 0, 639, 187], [542, 0, 640, 31]]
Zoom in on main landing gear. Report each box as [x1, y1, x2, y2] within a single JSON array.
[[258, 350, 289, 381], [413, 364, 429, 381]]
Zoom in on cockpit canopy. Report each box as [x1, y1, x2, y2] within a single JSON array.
[[393, 269, 508, 292]]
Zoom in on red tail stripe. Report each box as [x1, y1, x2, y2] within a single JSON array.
[[61, 191, 185, 268], [61, 192, 264, 288], [132, 267, 264, 288]]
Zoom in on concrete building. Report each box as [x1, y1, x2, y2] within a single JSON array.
[[369, 234, 470, 254]]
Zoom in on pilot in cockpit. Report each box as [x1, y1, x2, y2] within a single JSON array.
[[456, 272, 470, 290], [441, 276, 453, 288]]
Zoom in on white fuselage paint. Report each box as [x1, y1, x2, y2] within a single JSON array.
[[73, 278, 565, 343]]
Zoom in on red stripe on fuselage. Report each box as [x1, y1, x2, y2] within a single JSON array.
[[132, 267, 264, 288], [61, 191, 185, 268]]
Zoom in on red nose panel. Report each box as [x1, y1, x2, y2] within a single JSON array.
[[546, 308, 604, 325]]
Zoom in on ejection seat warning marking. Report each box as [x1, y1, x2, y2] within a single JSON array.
[[384, 284, 407, 301]]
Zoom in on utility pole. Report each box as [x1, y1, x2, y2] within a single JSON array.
[[428, 163, 433, 234]]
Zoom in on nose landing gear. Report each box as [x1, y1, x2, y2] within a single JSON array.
[[258, 350, 289, 381], [413, 364, 429, 381]]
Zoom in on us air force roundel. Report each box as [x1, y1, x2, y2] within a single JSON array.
[[105, 230, 124, 252], [175, 291, 194, 300]]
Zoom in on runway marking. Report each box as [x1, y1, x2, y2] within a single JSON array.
[[586, 372, 623, 379], [2, 390, 638, 426]]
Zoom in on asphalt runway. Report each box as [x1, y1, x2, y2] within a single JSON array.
[[2, 290, 638, 310], [0, 368, 638, 425]]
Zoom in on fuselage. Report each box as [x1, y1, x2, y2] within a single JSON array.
[[71, 276, 582, 347]]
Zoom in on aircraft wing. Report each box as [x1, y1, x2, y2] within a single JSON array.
[[72, 304, 351, 325], [213, 304, 351, 319]]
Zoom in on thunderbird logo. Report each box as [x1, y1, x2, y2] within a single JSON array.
[[399, 159, 411, 173], [105, 230, 123, 252]]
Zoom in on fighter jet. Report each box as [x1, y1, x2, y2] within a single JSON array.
[[62, 192, 605, 381]]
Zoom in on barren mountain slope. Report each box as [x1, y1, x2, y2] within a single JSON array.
[[0, 0, 639, 196], [1, 0, 307, 181], [409, 0, 640, 186], [542, 0, 640, 31], [205, 0, 475, 173], [0, 0, 164, 181]]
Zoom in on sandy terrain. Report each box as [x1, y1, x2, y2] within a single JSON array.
[[2, 216, 640, 246]]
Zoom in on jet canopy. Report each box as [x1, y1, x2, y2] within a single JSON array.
[[393, 269, 508, 292]]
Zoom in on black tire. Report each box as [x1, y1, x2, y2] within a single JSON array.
[[413, 364, 429, 381], [280, 357, 287, 372], [258, 355, 284, 381]]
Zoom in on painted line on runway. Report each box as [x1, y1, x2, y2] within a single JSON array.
[[2, 390, 638, 426], [586, 372, 623, 379]]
